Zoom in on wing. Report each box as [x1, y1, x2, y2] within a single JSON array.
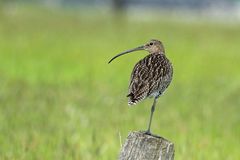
[[127, 54, 172, 105]]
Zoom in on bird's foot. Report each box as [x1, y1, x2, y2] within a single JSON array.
[[144, 130, 152, 135], [143, 131, 162, 138]]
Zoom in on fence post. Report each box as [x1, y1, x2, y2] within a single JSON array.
[[119, 131, 174, 160]]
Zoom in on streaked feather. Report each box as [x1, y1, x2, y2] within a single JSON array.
[[127, 53, 173, 105]]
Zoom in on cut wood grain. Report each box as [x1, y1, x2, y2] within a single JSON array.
[[119, 131, 174, 160]]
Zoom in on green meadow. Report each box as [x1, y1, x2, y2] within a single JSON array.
[[0, 6, 239, 160]]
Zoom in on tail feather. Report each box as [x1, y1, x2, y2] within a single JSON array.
[[127, 92, 145, 106], [126, 93, 134, 98]]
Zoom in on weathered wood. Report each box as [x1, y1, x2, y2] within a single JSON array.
[[119, 131, 174, 160]]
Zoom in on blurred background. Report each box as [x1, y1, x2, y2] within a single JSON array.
[[0, 0, 240, 159]]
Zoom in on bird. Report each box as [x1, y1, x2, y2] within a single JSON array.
[[108, 39, 173, 135]]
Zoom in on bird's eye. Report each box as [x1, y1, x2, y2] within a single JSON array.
[[149, 42, 153, 45]]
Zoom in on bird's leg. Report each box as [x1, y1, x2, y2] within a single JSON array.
[[145, 97, 158, 135]]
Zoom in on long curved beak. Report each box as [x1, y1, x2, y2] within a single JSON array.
[[108, 45, 144, 63]]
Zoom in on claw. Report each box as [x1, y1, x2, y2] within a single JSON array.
[[144, 130, 152, 135]]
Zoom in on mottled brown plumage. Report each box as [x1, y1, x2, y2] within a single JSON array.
[[127, 52, 173, 105], [109, 39, 173, 134]]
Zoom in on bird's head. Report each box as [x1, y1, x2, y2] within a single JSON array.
[[108, 39, 165, 63], [144, 39, 165, 54]]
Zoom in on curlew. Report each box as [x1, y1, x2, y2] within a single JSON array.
[[108, 39, 173, 135]]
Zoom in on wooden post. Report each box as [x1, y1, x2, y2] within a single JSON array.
[[119, 131, 174, 160]]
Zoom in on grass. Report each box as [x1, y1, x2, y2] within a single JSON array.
[[0, 6, 240, 160]]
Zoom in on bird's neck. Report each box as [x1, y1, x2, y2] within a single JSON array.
[[151, 51, 165, 55]]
